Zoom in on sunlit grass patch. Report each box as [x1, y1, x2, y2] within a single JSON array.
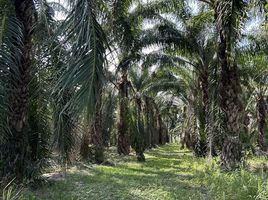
[[21, 144, 268, 200]]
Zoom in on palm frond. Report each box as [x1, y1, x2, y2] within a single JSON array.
[[112, 0, 140, 51], [141, 52, 195, 69], [216, 0, 248, 49], [0, 16, 24, 144], [129, 0, 188, 24], [54, 0, 108, 120]]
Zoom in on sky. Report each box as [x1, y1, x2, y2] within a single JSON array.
[[47, 0, 68, 20]]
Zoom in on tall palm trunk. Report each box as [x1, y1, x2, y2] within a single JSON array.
[[199, 65, 218, 157], [149, 99, 158, 147], [144, 96, 152, 148], [117, 73, 130, 155], [5, 0, 35, 178], [152, 100, 167, 145], [256, 92, 267, 152], [211, 0, 247, 170], [80, 124, 91, 160], [133, 94, 145, 161], [180, 106, 189, 149], [207, 98, 218, 157], [218, 33, 243, 170], [157, 114, 163, 145], [145, 97, 163, 147], [10, 0, 35, 140], [91, 89, 104, 163], [201, 66, 209, 153], [194, 68, 209, 157], [80, 89, 104, 163]]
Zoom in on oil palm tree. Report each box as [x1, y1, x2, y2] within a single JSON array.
[[111, 0, 142, 155], [238, 32, 268, 152], [214, 0, 248, 169], [53, 0, 108, 163], [0, 0, 109, 179], [139, 7, 219, 156], [0, 0, 58, 179], [125, 66, 174, 160], [2, 0, 37, 179], [111, 0, 187, 155], [188, 0, 249, 169]]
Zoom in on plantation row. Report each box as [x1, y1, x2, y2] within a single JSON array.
[[0, 0, 267, 187]]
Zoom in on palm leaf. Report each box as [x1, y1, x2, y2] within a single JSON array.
[[54, 0, 108, 120]]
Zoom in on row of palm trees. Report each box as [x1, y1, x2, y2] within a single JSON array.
[[0, 0, 267, 182], [142, 0, 267, 170]]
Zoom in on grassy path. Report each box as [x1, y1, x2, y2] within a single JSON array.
[[23, 144, 268, 200]]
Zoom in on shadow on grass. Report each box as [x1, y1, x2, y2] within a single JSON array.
[[23, 144, 207, 200], [65, 167, 202, 200]]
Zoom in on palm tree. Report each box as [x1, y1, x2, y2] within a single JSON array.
[[139, 7, 218, 156], [125, 66, 173, 161], [214, 0, 248, 169], [238, 32, 268, 152], [111, 0, 141, 155], [54, 0, 108, 163], [0, 0, 34, 179], [117, 60, 132, 155], [7, 0, 36, 179], [256, 91, 267, 151], [0, 0, 109, 178], [188, 0, 248, 169], [110, 0, 187, 155], [0, 0, 58, 179], [102, 88, 117, 147]]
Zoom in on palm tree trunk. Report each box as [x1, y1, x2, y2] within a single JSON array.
[[207, 100, 217, 157], [256, 92, 267, 152], [150, 100, 158, 147], [219, 33, 243, 170], [91, 89, 104, 163], [80, 126, 91, 160], [10, 0, 35, 139], [144, 96, 151, 148], [154, 103, 166, 145], [151, 103, 160, 146], [181, 106, 186, 149], [157, 114, 163, 145], [80, 88, 104, 163], [195, 69, 209, 157], [117, 73, 130, 155], [6, 0, 35, 179], [134, 95, 145, 162]]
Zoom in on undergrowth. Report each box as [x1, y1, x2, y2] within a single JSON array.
[[13, 144, 268, 200]]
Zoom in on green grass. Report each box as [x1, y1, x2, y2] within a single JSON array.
[[20, 144, 268, 200]]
